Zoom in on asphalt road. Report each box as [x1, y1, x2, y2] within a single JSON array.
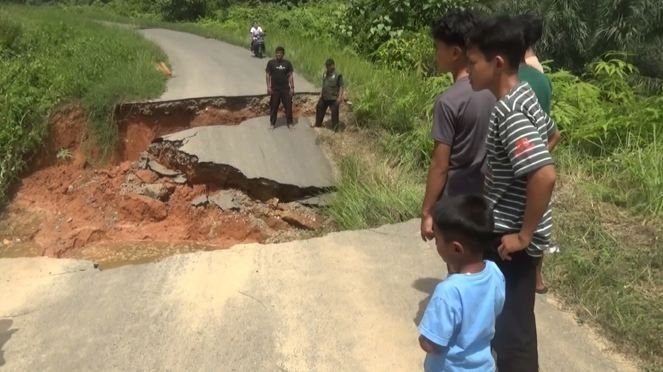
[[161, 116, 334, 190], [139, 28, 317, 100], [0, 221, 636, 371]]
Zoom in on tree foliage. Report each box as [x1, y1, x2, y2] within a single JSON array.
[[336, 0, 474, 55], [484, 0, 663, 80]]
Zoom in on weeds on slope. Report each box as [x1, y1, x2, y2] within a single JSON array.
[[549, 149, 662, 369], [0, 6, 167, 206]]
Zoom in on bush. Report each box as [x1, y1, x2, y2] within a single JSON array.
[[336, 0, 473, 55], [373, 31, 434, 76], [0, 14, 23, 51], [156, 0, 211, 21], [483, 0, 663, 80], [0, 6, 167, 206]]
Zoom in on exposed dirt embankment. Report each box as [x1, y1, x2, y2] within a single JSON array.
[[0, 95, 331, 269]]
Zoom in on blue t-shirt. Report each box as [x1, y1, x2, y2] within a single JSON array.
[[418, 261, 505, 372]]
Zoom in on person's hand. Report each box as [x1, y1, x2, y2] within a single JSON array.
[[267, 87, 272, 95], [336, 97, 343, 106], [289, 88, 294, 96], [497, 233, 530, 261], [420, 215, 434, 241]]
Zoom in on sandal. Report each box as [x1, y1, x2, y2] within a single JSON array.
[[536, 286, 549, 294]]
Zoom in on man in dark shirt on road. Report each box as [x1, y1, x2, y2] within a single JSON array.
[[314, 58, 344, 132], [265, 46, 295, 129]]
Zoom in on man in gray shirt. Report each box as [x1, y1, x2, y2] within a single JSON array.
[[421, 10, 496, 251]]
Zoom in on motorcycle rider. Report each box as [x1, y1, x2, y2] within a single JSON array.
[[249, 21, 263, 52]]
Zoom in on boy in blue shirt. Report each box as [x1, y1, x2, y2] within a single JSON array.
[[418, 194, 506, 372]]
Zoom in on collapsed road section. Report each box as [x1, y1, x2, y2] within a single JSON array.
[[120, 93, 335, 201], [150, 116, 334, 202], [0, 93, 338, 269]]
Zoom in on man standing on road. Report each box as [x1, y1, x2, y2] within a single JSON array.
[[516, 13, 561, 295], [265, 46, 295, 129], [420, 9, 496, 264], [313, 58, 344, 132]]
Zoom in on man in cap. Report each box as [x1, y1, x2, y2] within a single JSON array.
[[314, 58, 344, 132]]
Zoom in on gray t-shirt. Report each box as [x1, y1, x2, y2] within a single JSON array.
[[431, 77, 496, 200]]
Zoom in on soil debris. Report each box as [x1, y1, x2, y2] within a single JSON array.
[[0, 98, 332, 269], [209, 190, 242, 211], [191, 195, 209, 207], [148, 159, 180, 177]]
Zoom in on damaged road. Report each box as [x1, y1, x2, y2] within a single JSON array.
[[150, 116, 335, 202], [139, 28, 316, 99], [0, 26, 338, 268]]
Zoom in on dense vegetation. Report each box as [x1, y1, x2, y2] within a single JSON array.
[[1, 0, 661, 369], [0, 5, 167, 205]]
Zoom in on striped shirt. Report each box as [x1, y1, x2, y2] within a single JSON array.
[[484, 82, 557, 257]]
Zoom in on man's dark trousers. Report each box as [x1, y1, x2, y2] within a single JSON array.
[[486, 235, 540, 372], [270, 89, 293, 126], [315, 98, 339, 130]]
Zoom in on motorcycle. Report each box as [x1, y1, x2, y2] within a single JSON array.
[[252, 31, 266, 58]]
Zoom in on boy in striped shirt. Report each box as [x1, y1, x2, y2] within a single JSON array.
[[465, 15, 558, 372]]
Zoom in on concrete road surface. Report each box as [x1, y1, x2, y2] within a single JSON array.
[[0, 220, 635, 372], [161, 116, 334, 190], [139, 28, 317, 100]]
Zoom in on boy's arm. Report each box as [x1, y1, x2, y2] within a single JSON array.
[[542, 110, 561, 152], [421, 142, 451, 240], [520, 165, 556, 240], [548, 130, 561, 152], [419, 335, 442, 354], [420, 99, 455, 241], [418, 284, 460, 354], [497, 111, 556, 260]]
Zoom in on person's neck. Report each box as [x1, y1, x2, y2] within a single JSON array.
[[491, 72, 520, 99], [451, 66, 469, 82], [455, 259, 486, 275]]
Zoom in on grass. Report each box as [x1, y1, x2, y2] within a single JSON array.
[[548, 151, 663, 369], [330, 156, 422, 229], [59, 3, 663, 368], [545, 147, 663, 370], [0, 5, 167, 206]]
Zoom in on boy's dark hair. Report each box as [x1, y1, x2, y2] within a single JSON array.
[[431, 8, 482, 49], [275, 46, 285, 53], [515, 13, 544, 49], [433, 194, 494, 255], [466, 15, 526, 69]]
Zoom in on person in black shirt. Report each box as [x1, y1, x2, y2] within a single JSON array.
[[314, 58, 344, 132], [265, 46, 295, 129]]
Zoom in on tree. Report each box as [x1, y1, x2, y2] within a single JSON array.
[[483, 0, 663, 81]]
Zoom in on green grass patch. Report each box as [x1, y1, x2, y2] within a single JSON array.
[[547, 169, 662, 369], [0, 5, 167, 206], [329, 156, 423, 230]]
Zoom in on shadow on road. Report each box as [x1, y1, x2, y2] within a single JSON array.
[[412, 277, 441, 327], [0, 319, 18, 366]]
